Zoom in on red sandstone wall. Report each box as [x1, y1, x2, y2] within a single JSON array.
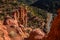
[[42, 9, 60, 40]]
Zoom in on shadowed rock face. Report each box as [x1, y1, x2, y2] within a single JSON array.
[[42, 9, 60, 40], [25, 9, 60, 40]]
